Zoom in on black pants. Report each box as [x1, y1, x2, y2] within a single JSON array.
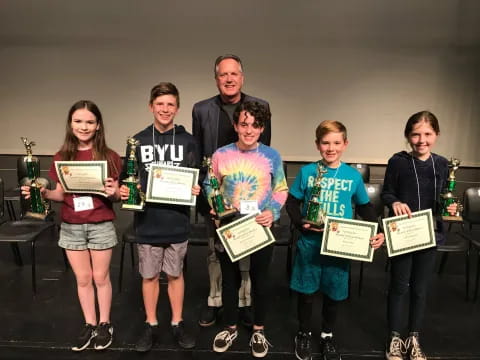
[[387, 247, 436, 333], [217, 244, 274, 327], [297, 292, 340, 334]]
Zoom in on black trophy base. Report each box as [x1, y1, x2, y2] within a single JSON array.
[[216, 208, 238, 221], [302, 219, 325, 230], [121, 203, 145, 212], [442, 215, 463, 222]]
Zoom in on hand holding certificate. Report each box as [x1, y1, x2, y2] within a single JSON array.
[[383, 209, 436, 257], [55, 161, 108, 196], [146, 164, 199, 206], [320, 216, 378, 262], [216, 213, 276, 262]]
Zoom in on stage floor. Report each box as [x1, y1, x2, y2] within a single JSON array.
[[1, 221, 480, 360]]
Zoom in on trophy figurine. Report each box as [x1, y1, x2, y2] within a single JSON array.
[[203, 157, 237, 220], [440, 157, 462, 222], [121, 137, 145, 211], [302, 162, 328, 228], [21, 137, 50, 219]]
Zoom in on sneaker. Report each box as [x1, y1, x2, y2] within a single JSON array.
[[172, 321, 196, 349], [405, 332, 427, 360], [134, 323, 158, 353], [295, 331, 312, 360], [250, 329, 272, 358], [385, 332, 406, 360], [199, 306, 220, 327], [240, 306, 254, 328], [213, 327, 238, 352], [71, 323, 96, 352], [321, 336, 341, 360], [94, 322, 113, 350]]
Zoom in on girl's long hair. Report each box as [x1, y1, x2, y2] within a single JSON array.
[[59, 100, 119, 177]]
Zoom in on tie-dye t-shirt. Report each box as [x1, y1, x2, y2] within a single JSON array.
[[289, 162, 370, 299], [204, 143, 288, 221]]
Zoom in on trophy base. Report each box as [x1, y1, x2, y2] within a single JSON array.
[[24, 211, 51, 221], [121, 203, 145, 212], [216, 208, 238, 221], [302, 219, 325, 230], [442, 215, 463, 222]]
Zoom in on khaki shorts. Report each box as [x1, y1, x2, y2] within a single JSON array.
[[59, 221, 117, 250], [137, 241, 188, 279]]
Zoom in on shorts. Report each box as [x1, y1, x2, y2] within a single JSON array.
[[59, 221, 118, 250], [137, 241, 188, 279]]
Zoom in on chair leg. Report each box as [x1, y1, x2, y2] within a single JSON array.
[[118, 242, 126, 293], [465, 249, 470, 301], [358, 262, 364, 297], [287, 244, 292, 280], [438, 253, 448, 274], [475, 251, 480, 302], [183, 252, 188, 274], [10, 243, 23, 266], [130, 242, 135, 269], [31, 241, 36, 295], [61, 249, 69, 270]]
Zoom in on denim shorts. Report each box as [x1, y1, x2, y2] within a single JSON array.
[[59, 221, 118, 250], [137, 241, 188, 279]]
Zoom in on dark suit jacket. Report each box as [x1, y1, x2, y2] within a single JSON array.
[[192, 93, 271, 160]]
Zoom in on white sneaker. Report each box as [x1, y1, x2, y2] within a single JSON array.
[[249, 329, 272, 358]]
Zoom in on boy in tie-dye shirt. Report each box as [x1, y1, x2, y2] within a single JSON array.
[[204, 101, 288, 358]]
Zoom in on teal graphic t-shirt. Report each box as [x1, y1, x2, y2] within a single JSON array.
[[289, 162, 369, 299]]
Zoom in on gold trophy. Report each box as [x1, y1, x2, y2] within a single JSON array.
[[302, 162, 328, 228], [203, 157, 237, 220], [121, 137, 145, 211], [20, 137, 50, 220], [440, 157, 462, 222]]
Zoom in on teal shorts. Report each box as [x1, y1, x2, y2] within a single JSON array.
[[59, 221, 117, 250]]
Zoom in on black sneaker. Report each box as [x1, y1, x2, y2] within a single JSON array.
[[405, 332, 426, 360], [134, 323, 158, 353], [198, 306, 220, 327], [94, 322, 113, 350], [71, 323, 96, 352], [240, 306, 253, 328], [250, 329, 272, 358], [321, 336, 341, 360], [295, 331, 312, 360], [172, 321, 196, 349], [385, 332, 406, 360], [213, 327, 238, 352]]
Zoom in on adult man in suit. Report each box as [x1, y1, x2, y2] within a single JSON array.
[[192, 54, 271, 327]]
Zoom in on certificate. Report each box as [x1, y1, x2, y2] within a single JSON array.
[[320, 216, 377, 262], [216, 213, 276, 262], [383, 209, 436, 257], [55, 161, 107, 196], [146, 164, 199, 206]]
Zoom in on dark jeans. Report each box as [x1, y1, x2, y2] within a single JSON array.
[[217, 244, 274, 327], [297, 292, 340, 333], [387, 247, 437, 333]]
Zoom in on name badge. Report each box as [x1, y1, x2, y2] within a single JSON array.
[[73, 196, 94, 212], [240, 200, 259, 215]]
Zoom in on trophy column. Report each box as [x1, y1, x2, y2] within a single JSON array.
[[121, 137, 145, 211], [440, 158, 463, 222], [303, 162, 328, 228], [21, 137, 49, 219]]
